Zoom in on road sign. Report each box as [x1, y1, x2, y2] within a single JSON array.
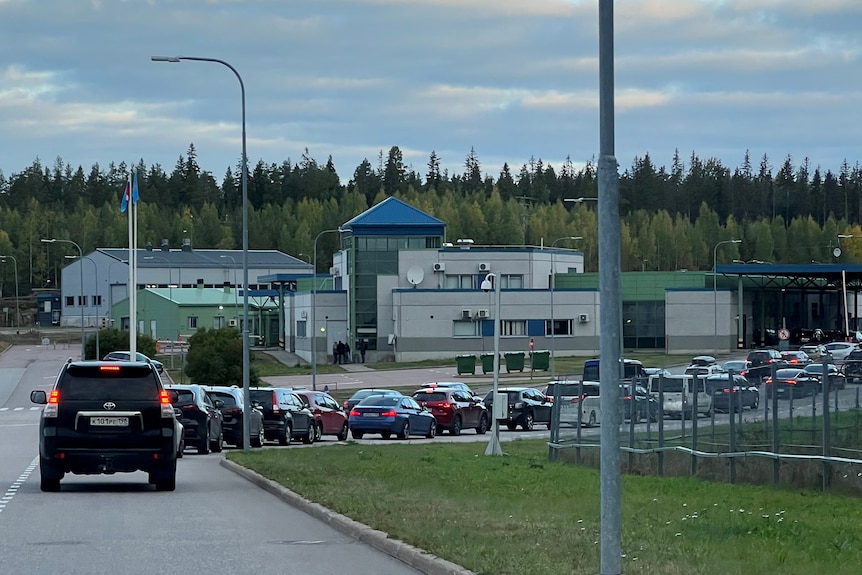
[[778, 328, 790, 341]]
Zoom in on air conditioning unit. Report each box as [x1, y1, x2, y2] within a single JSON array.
[[477, 309, 490, 319], [478, 262, 491, 272], [329, 266, 341, 277], [579, 313, 590, 323], [228, 319, 238, 327], [433, 262, 446, 272], [461, 309, 472, 320]]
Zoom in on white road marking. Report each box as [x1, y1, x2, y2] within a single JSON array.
[[0, 457, 39, 514], [13, 408, 23, 411]]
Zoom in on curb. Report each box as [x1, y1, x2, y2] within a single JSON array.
[[219, 459, 475, 575]]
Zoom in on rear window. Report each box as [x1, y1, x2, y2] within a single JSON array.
[[545, 383, 585, 397], [169, 389, 196, 404], [208, 391, 238, 406], [60, 365, 159, 400], [249, 390, 275, 403], [350, 389, 397, 401], [413, 392, 448, 402], [358, 395, 400, 407], [654, 378, 686, 393]]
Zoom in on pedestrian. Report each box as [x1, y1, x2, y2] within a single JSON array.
[[336, 341, 345, 365], [332, 341, 338, 364], [344, 341, 351, 364], [359, 339, 368, 363]]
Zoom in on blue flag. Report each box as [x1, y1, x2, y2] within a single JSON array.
[[132, 170, 139, 204]]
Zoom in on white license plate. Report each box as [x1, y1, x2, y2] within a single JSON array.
[[363, 413, 379, 417], [90, 416, 129, 427]]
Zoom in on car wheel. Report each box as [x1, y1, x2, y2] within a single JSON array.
[[152, 464, 177, 492], [476, 414, 488, 435], [522, 411, 534, 431], [351, 430, 364, 439], [211, 428, 223, 453], [337, 422, 349, 441], [39, 458, 63, 492], [251, 424, 264, 448], [177, 437, 184, 458], [198, 429, 211, 455], [588, 411, 597, 427], [426, 420, 437, 438], [450, 415, 462, 436], [397, 421, 410, 440], [314, 422, 323, 442], [279, 423, 291, 446], [302, 424, 315, 444], [381, 431, 391, 439]]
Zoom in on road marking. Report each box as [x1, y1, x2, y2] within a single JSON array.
[[0, 408, 7, 412], [13, 407, 23, 411], [0, 457, 38, 514]]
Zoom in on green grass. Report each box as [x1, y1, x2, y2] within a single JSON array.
[[229, 439, 862, 575]]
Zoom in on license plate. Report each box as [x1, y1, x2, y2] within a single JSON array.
[[363, 413, 379, 417], [90, 416, 129, 427]]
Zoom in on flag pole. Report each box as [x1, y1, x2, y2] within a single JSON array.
[[128, 170, 137, 357]]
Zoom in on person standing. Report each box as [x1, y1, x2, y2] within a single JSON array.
[[332, 341, 338, 364], [336, 341, 345, 365], [344, 341, 351, 364], [359, 339, 368, 363]]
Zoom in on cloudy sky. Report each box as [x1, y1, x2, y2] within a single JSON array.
[[1, 0, 860, 186]]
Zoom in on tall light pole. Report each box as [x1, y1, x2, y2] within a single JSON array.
[[152, 55, 250, 452], [713, 239, 742, 354], [0, 255, 19, 328], [481, 272, 503, 456], [297, 253, 311, 264], [549, 236, 582, 377], [220, 255, 239, 323], [42, 238, 84, 359], [311, 228, 341, 391]]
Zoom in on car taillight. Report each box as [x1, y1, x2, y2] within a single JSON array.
[[380, 410, 398, 417], [440, 402, 452, 410], [44, 390, 60, 418], [785, 379, 797, 386], [159, 390, 174, 418], [349, 409, 360, 417], [100, 365, 121, 372]]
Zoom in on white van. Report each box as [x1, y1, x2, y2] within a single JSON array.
[[543, 380, 601, 427], [648, 374, 712, 419]]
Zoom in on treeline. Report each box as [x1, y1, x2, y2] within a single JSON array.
[[0, 144, 861, 296]]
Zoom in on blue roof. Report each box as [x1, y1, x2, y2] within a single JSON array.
[[341, 197, 445, 236]]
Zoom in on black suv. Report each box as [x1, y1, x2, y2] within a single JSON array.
[[30, 360, 181, 492], [249, 387, 315, 445], [482, 387, 552, 431], [203, 386, 266, 448], [165, 384, 224, 455], [746, 349, 786, 381]]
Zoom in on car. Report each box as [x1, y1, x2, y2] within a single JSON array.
[[248, 387, 316, 445], [823, 341, 860, 363], [764, 368, 820, 399], [803, 363, 846, 390], [417, 381, 476, 396], [746, 349, 787, 381], [342, 388, 403, 412], [293, 389, 349, 441], [684, 364, 727, 377], [780, 350, 812, 366], [619, 383, 659, 422], [721, 360, 752, 379], [412, 388, 489, 435], [799, 343, 827, 361], [705, 374, 759, 412], [102, 350, 164, 374], [582, 358, 647, 383], [165, 384, 225, 454], [648, 375, 712, 419], [348, 394, 437, 439], [30, 360, 181, 491], [841, 349, 862, 383], [482, 387, 553, 431], [644, 367, 672, 378], [202, 385, 266, 448], [543, 380, 601, 427]]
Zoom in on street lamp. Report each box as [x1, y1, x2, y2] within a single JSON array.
[[0, 255, 19, 328], [549, 236, 582, 376], [297, 253, 311, 264], [42, 238, 84, 359], [481, 272, 503, 456], [69, 254, 101, 358], [713, 239, 742, 354], [153, 55, 251, 452], [564, 197, 599, 204], [220, 255, 239, 324], [311, 228, 341, 391]]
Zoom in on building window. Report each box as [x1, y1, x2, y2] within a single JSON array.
[[92, 295, 102, 306], [502, 320, 527, 336], [77, 295, 86, 306], [444, 274, 474, 289], [453, 320, 480, 337], [65, 296, 74, 307], [297, 320, 307, 338], [214, 316, 225, 329], [546, 319, 572, 336], [501, 274, 523, 289], [188, 316, 198, 329]]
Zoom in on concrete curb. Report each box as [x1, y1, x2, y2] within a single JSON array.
[[220, 459, 475, 575]]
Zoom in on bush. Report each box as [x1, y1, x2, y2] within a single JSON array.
[[184, 327, 259, 386], [86, 328, 156, 360]]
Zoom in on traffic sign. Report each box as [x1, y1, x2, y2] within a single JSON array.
[[778, 328, 790, 341]]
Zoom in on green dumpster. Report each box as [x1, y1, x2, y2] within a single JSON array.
[[480, 352, 496, 374], [531, 350, 550, 371], [456, 354, 476, 375], [504, 351, 525, 373]]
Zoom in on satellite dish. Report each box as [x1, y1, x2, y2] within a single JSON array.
[[834, 247, 842, 258], [406, 266, 425, 286]]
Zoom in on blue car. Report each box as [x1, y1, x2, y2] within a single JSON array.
[[348, 395, 437, 440]]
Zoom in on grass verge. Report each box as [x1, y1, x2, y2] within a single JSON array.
[[228, 438, 862, 575]]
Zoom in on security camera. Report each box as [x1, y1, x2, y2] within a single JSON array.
[[481, 279, 493, 292]]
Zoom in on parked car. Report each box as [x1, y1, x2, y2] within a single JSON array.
[[582, 358, 647, 383], [417, 381, 476, 396], [841, 349, 862, 383], [648, 375, 712, 419], [803, 363, 846, 390], [543, 381, 601, 427], [780, 350, 812, 366], [30, 360, 181, 491], [746, 349, 787, 381], [293, 389, 349, 441], [343, 388, 403, 412], [348, 394, 437, 439], [619, 383, 659, 422], [684, 363, 726, 377], [764, 368, 820, 399], [165, 384, 224, 454], [412, 388, 489, 435], [721, 360, 753, 380], [705, 374, 759, 412], [823, 341, 860, 363], [102, 350, 164, 374], [482, 387, 552, 431], [799, 343, 827, 361], [644, 367, 672, 378], [203, 385, 265, 447], [248, 387, 316, 445]]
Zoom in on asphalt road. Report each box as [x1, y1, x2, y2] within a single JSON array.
[[0, 345, 423, 575]]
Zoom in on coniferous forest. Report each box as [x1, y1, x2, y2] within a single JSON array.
[[2, 143, 862, 298]]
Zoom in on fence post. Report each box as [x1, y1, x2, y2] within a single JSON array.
[[691, 375, 699, 477], [772, 363, 780, 485], [658, 375, 664, 477], [728, 371, 736, 484], [822, 366, 831, 492]]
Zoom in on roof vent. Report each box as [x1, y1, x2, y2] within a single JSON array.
[[160, 239, 169, 252]]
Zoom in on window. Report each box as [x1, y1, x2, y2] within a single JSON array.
[[91, 295, 102, 306], [501, 274, 523, 289], [214, 316, 225, 329], [444, 274, 475, 289], [187, 316, 198, 329], [502, 320, 527, 336], [297, 320, 307, 338], [65, 296, 74, 306], [546, 319, 573, 336], [77, 295, 86, 306], [453, 320, 480, 337]]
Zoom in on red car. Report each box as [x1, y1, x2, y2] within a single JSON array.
[[412, 388, 489, 435], [293, 390, 349, 441]]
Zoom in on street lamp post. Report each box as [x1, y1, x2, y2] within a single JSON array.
[[71, 255, 101, 358], [0, 255, 19, 328], [713, 239, 742, 354], [297, 253, 311, 264], [549, 236, 582, 377], [153, 55, 251, 452], [42, 238, 84, 359], [481, 272, 503, 456], [311, 228, 341, 391], [220, 255, 239, 323]]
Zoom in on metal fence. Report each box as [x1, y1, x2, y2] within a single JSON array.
[[547, 360, 862, 495]]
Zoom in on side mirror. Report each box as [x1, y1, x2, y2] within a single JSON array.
[[173, 407, 182, 417], [31, 390, 47, 404], [214, 399, 224, 409]]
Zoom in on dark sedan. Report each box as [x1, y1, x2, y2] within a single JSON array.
[[764, 368, 820, 399], [705, 374, 759, 412], [620, 383, 659, 422], [803, 363, 846, 390], [166, 384, 224, 454], [348, 395, 437, 439]]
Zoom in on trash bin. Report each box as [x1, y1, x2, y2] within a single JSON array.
[[531, 350, 550, 371], [480, 352, 496, 374], [456, 354, 476, 375], [504, 351, 525, 373]]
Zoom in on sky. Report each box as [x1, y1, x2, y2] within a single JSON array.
[[1, 0, 861, 186]]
